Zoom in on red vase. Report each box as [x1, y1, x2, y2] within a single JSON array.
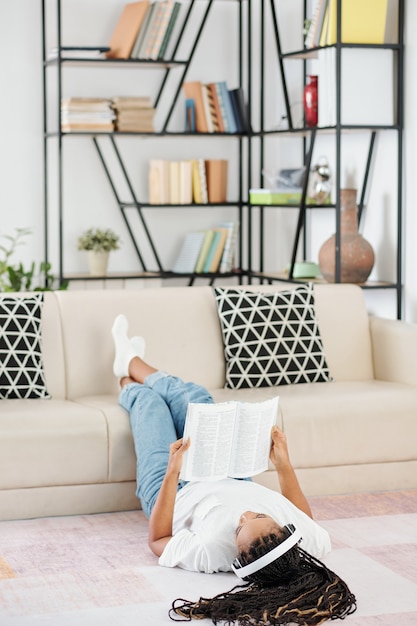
[[303, 75, 318, 127]]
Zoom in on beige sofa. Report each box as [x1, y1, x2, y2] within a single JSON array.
[[1, 284, 417, 521]]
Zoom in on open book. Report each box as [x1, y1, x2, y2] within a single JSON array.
[[180, 396, 280, 482]]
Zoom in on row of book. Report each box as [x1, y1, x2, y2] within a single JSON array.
[[149, 159, 228, 205], [172, 223, 237, 274], [182, 81, 250, 134], [305, 0, 398, 49], [61, 97, 155, 133], [107, 0, 182, 61]]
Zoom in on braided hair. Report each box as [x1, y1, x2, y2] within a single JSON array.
[[169, 526, 357, 625]]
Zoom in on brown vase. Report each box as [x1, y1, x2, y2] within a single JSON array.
[[318, 188, 375, 284]]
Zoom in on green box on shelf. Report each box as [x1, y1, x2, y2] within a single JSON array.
[[249, 188, 302, 205], [249, 188, 331, 205]]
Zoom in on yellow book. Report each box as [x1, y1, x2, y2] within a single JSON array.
[[194, 230, 215, 273], [192, 160, 202, 203], [208, 227, 228, 273], [325, 0, 388, 45]]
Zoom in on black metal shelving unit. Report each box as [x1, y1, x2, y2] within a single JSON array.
[[41, 0, 249, 287], [42, 0, 404, 315], [246, 0, 404, 319]]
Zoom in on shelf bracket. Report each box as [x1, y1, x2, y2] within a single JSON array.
[[358, 131, 377, 224], [288, 128, 317, 278], [160, 0, 215, 132], [92, 136, 164, 272], [269, 0, 293, 129]]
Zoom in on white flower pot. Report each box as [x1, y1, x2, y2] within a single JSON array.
[[88, 250, 109, 276]]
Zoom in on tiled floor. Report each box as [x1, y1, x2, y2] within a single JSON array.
[[0, 490, 417, 625]]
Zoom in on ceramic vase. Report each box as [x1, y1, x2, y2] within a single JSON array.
[[88, 250, 109, 276], [318, 188, 375, 284], [303, 75, 318, 127]]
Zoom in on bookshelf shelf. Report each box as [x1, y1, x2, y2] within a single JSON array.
[[44, 58, 188, 69]]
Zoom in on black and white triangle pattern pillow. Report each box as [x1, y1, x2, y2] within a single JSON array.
[[0, 294, 50, 399], [214, 284, 331, 389]]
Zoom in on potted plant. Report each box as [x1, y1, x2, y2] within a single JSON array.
[[77, 227, 121, 276]]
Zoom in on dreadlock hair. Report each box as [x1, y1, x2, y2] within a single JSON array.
[[169, 526, 357, 625]]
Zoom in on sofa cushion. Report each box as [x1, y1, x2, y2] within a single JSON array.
[[0, 294, 50, 399], [277, 380, 417, 468], [214, 284, 331, 389], [0, 399, 109, 489]]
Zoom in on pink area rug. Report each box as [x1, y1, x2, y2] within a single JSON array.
[[1, 490, 417, 625]]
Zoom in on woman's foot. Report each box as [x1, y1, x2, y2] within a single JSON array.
[[112, 314, 137, 378]]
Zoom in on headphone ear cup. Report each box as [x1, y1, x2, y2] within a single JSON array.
[[232, 557, 242, 570]]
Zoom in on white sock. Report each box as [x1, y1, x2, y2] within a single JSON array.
[[112, 314, 136, 378], [130, 336, 146, 360]]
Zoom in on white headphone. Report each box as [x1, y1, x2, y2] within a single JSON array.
[[231, 524, 303, 580]]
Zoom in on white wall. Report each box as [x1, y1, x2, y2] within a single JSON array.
[[0, 0, 414, 322]]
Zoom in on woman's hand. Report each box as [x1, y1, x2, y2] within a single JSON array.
[[269, 425, 291, 471], [167, 437, 191, 477], [269, 425, 313, 519]]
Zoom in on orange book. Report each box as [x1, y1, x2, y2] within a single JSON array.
[[182, 81, 208, 133], [205, 159, 228, 203], [107, 1, 150, 59], [206, 83, 225, 132]]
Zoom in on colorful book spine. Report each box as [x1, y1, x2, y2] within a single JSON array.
[[202, 230, 222, 273], [206, 83, 225, 132], [157, 2, 181, 58], [194, 230, 215, 273], [149, 1, 176, 60], [216, 81, 237, 133], [219, 222, 237, 273], [182, 81, 208, 132], [131, 4, 155, 58]]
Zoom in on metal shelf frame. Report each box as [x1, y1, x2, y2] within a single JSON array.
[[247, 0, 404, 319], [42, 0, 247, 283]]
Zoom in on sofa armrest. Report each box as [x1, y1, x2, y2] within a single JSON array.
[[370, 316, 417, 385]]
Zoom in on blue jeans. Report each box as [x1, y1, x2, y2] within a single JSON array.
[[119, 371, 214, 518]]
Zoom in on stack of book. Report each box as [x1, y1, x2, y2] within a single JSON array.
[[182, 81, 250, 134], [305, 0, 398, 48], [149, 159, 228, 205], [61, 98, 115, 132], [111, 96, 155, 132], [106, 0, 182, 61], [172, 222, 237, 274]]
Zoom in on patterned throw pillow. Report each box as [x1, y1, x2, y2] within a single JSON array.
[[0, 294, 50, 399], [213, 284, 331, 389]]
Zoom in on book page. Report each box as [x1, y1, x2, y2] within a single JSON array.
[[180, 402, 237, 481], [229, 396, 280, 478]]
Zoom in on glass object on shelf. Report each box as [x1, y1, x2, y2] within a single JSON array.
[[308, 156, 332, 204]]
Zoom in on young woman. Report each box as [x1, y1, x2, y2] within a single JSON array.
[[112, 314, 357, 625]]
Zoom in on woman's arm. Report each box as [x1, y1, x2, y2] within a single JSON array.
[[148, 438, 190, 557], [269, 425, 313, 519]]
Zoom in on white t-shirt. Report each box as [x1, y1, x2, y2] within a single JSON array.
[[159, 478, 331, 573]]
